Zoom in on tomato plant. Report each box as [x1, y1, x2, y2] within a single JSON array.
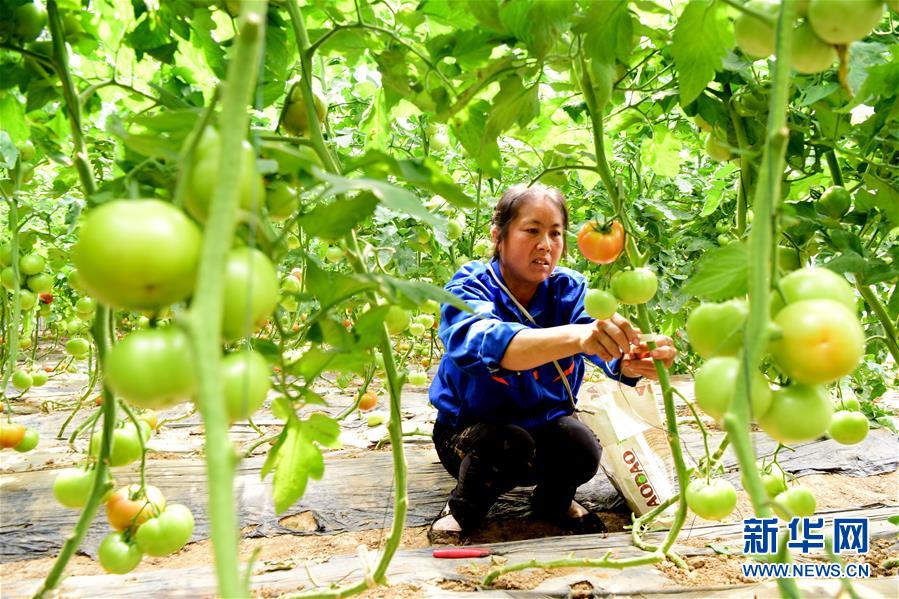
[[577, 220, 625, 265]]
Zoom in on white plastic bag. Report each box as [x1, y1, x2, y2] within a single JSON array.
[[578, 379, 680, 519]]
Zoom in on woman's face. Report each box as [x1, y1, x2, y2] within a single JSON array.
[[492, 195, 565, 289]]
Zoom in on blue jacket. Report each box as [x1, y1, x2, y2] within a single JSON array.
[[429, 258, 640, 430]]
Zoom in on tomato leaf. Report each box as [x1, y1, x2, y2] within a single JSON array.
[[498, 0, 574, 60], [271, 419, 325, 514], [452, 100, 502, 178], [640, 127, 682, 178], [486, 76, 540, 136], [372, 274, 472, 314], [304, 261, 378, 308], [682, 243, 748, 300], [304, 413, 341, 449], [297, 193, 379, 240], [314, 168, 444, 228], [671, 0, 733, 107], [353, 305, 392, 350]]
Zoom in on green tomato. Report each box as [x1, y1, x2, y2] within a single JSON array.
[[221, 247, 280, 341], [734, 0, 778, 58], [222, 350, 271, 422], [67, 269, 86, 293], [324, 246, 344, 264], [827, 410, 869, 445], [791, 21, 837, 74], [773, 486, 817, 519], [286, 234, 300, 250], [53, 468, 103, 508], [0, 243, 11, 266], [446, 220, 464, 240], [27, 272, 53, 294], [266, 181, 296, 221], [281, 275, 301, 294], [280, 295, 298, 312], [758, 463, 788, 498], [73, 200, 202, 311], [770, 299, 864, 385], [19, 289, 37, 310], [759, 384, 833, 444], [14, 3, 47, 42], [777, 246, 801, 273], [408, 322, 426, 336], [75, 296, 96, 317], [816, 186, 851, 218], [135, 503, 195, 557], [415, 313, 436, 330], [685, 478, 737, 521], [834, 394, 861, 411], [407, 370, 428, 386], [808, 0, 885, 44], [1, 266, 22, 290], [89, 424, 143, 468], [694, 357, 772, 421], [186, 139, 265, 222], [421, 299, 441, 315], [98, 531, 143, 575], [686, 300, 748, 358], [774, 268, 855, 313], [384, 305, 411, 335], [14, 427, 39, 452], [611, 268, 658, 305], [30, 370, 48, 386], [19, 254, 45, 276], [584, 289, 618, 320], [12, 369, 33, 390], [104, 328, 197, 410]]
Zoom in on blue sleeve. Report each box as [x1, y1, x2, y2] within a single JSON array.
[[567, 273, 642, 387], [439, 281, 528, 376]]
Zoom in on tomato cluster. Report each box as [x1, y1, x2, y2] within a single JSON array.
[[684, 266, 871, 521], [71, 197, 277, 421]]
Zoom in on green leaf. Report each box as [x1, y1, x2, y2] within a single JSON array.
[[298, 193, 379, 240], [313, 168, 443, 228], [452, 100, 502, 178], [0, 96, 27, 143], [672, 0, 733, 106], [486, 76, 540, 135], [272, 419, 325, 514], [289, 347, 368, 381], [640, 127, 683, 178], [344, 151, 474, 209], [576, 0, 632, 64], [353, 305, 391, 350], [498, 0, 575, 60], [682, 242, 749, 300], [304, 261, 378, 308], [0, 131, 16, 169], [304, 412, 342, 449]]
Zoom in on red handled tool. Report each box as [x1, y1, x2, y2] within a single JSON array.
[[432, 547, 492, 559]]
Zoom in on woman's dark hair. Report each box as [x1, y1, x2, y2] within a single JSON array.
[[490, 184, 569, 258]]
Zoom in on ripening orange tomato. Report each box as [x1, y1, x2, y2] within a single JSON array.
[[577, 220, 624, 264]]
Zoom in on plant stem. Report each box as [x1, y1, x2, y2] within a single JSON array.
[[187, 6, 267, 598], [857, 284, 899, 365], [721, 3, 801, 598], [34, 308, 115, 598]]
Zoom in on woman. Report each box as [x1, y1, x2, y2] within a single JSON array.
[[428, 184, 676, 543]]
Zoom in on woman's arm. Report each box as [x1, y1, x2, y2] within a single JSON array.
[[499, 315, 640, 371]]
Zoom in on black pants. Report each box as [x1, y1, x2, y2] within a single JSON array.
[[432, 415, 601, 530]]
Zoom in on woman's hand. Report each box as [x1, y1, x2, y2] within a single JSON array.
[[576, 314, 641, 361], [621, 335, 677, 380]]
